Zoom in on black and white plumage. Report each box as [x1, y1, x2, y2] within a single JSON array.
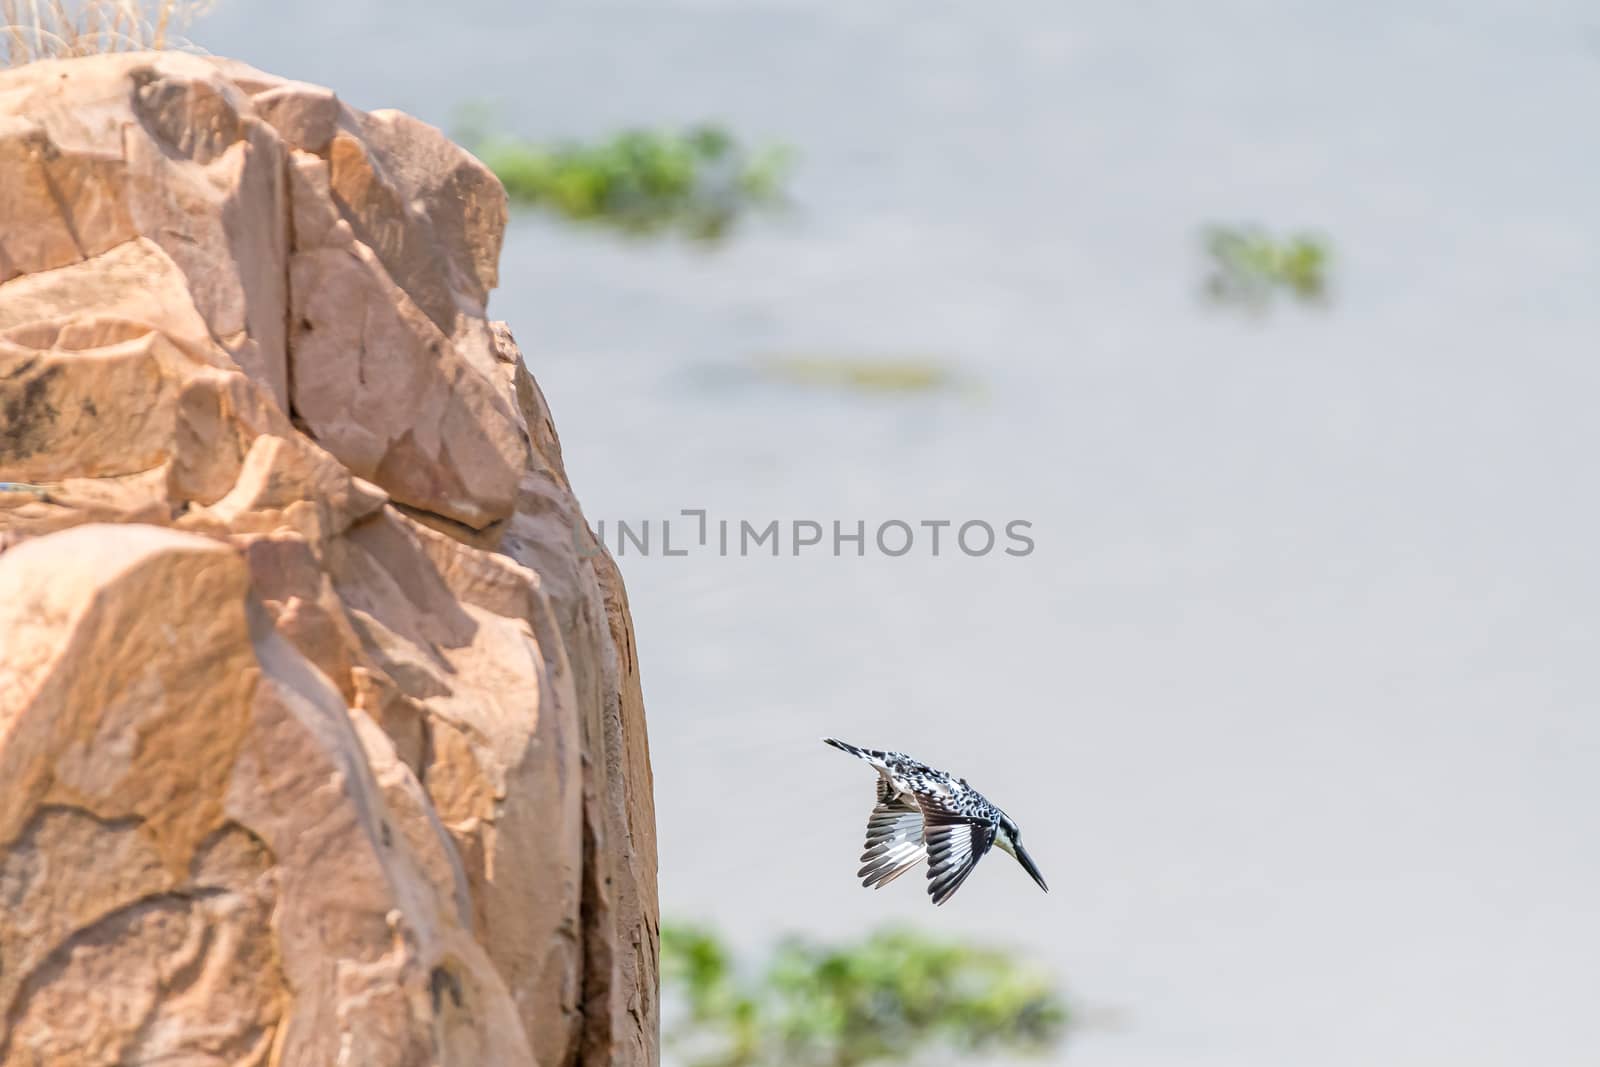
[[824, 737, 1050, 906]]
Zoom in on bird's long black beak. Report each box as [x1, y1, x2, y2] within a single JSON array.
[[1015, 843, 1049, 893]]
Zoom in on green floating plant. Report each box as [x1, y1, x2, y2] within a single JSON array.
[[1202, 224, 1331, 310], [662, 923, 1068, 1067], [457, 106, 792, 242]]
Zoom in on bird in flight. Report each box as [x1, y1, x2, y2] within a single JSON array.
[[824, 737, 1049, 906]]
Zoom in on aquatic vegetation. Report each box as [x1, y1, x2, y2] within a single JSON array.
[[2, 0, 211, 65], [747, 354, 965, 395], [458, 106, 792, 241], [1202, 224, 1331, 309], [662, 923, 1068, 1067]]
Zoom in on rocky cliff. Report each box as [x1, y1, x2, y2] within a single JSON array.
[[0, 53, 657, 1066]]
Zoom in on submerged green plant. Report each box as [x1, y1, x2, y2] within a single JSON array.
[[661, 923, 1068, 1067], [1202, 224, 1330, 309], [750, 354, 961, 395], [457, 106, 792, 242]]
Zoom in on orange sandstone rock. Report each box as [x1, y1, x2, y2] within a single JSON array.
[[0, 52, 657, 1067]]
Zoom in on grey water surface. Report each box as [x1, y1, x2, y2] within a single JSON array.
[[200, 2, 1600, 1064]]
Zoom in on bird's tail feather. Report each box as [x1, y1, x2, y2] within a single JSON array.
[[823, 737, 873, 760]]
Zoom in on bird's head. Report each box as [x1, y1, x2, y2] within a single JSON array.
[[994, 811, 1049, 894]]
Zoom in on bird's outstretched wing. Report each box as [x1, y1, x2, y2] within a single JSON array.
[[919, 806, 998, 905], [856, 790, 928, 889]]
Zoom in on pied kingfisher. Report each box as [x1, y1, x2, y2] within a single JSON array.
[[824, 737, 1049, 906]]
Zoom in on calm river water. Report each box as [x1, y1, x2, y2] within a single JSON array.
[[203, 2, 1600, 1064]]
